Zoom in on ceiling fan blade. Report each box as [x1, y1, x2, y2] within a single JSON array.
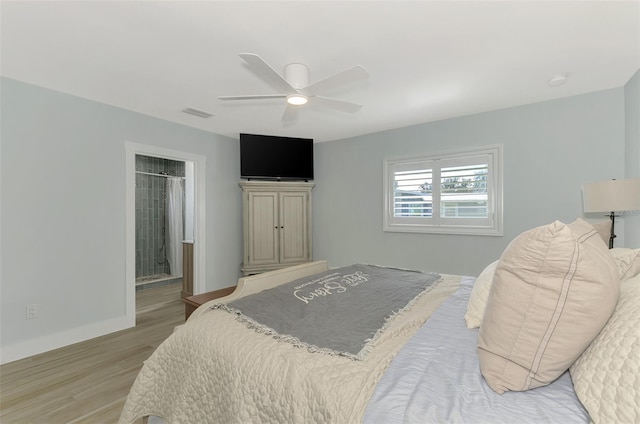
[[303, 65, 369, 96], [218, 94, 287, 101], [239, 53, 296, 93], [312, 96, 363, 113], [282, 104, 299, 123]]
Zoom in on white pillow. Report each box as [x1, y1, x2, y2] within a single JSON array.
[[465, 260, 498, 329], [478, 219, 619, 394], [464, 224, 631, 330], [590, 219, 611, 247], [570, 273, 640, 424], [609, 248, 640, 281]]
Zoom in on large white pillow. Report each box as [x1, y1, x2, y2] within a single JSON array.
[[478, 219, 619, 394], [465, 220, 620, 330], [465, 260, 498, 329], [570, 274, 640, 424], [590, 219, 611, 247]]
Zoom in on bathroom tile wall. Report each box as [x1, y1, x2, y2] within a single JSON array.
[[135, 155, 185, 280]]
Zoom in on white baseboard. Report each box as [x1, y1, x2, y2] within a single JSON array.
[[0, 315, 134, 365]]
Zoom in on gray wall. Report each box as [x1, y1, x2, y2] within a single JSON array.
[[625, 70, 640, 247], [1, 77, 242, 361], [313, 88, 627, 276]]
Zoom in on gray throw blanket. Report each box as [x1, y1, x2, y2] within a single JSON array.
[[211, 264, 441, 360]]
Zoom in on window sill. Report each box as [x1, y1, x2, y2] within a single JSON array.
[[383, 224, 503, 236]]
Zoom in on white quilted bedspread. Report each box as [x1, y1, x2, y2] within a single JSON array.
[[119, 275, 461, 424], [570, 274, 640, 424]]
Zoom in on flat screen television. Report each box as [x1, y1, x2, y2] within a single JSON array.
[[240, 133, 314, 181]]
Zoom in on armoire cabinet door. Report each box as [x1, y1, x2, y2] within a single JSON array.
[[246, 191, 279, 266], [279, 191, 309, 264]]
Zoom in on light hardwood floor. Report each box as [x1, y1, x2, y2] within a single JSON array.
[[0, 283, 184, 423]]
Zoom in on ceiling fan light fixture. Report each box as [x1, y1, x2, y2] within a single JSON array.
[[286, 94, 308, 106], [220, 54, 369, 121]]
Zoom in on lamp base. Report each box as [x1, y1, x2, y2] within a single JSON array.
[[608, 212, 619, 249]]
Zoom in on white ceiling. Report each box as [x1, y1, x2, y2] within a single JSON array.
[[1, 1, 639, 142]]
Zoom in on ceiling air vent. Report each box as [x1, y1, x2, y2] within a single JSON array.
[[182, 107, 214, 118]]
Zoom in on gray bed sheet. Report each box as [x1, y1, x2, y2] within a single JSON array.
[[364, 276, 590, 424]]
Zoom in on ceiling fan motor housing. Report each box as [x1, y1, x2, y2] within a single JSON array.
[[284, 63, 310, 89]]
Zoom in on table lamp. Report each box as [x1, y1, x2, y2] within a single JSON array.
[[582, 178, 640, 248]]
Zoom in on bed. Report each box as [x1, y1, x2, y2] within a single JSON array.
[[119, 218, 640, 424]]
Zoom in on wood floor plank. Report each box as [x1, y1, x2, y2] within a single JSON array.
[[0, 283, 183, 424]]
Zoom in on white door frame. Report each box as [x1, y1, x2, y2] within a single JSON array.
[[124, 141, 206, 325]]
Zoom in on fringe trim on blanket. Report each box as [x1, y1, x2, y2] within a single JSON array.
[[209, 269, 443, 361]]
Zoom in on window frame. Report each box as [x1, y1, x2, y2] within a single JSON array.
[[383, 145, 503, 236]]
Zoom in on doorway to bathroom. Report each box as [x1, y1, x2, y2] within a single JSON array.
[[125, 142, 206, 325], [134, 154, 190, 290]]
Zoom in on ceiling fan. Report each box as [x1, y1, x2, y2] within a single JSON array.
[[218, 53, 369, 122]]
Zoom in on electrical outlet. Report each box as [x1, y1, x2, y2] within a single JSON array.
[[26, 304, 39, 319]]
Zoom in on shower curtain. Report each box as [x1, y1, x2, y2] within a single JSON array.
[[166, 177, 184, 277]]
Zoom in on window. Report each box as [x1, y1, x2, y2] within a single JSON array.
[[383, 145, 503, 235]]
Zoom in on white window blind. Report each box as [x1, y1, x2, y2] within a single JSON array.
[[393, 167, 433, 218], [384, 145, 502, 235]]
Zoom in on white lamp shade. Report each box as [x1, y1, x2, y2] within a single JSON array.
[[582, 178, 640, 213]]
